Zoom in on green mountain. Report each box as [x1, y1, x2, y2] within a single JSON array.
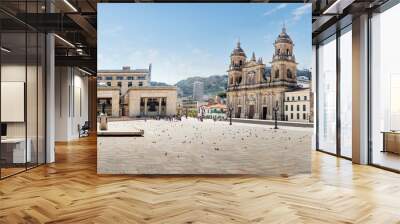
[[175, 75, 228, 98], [157, 68, 310, 98]]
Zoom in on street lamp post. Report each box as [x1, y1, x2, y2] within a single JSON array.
[[101, 102, 106, 115], [227, 82, 239, 125], [272, 101, 279, 129], [228, 105, 233, 125]]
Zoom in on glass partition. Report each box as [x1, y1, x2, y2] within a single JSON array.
[[317, 35, 337, 154], [1, 30, 28, 177], [339, 27, 352, 158], [0, 2, 46, 179], [370, 3, 400, 171]]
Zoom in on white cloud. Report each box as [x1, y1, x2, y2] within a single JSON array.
[[192, 48, 202, 54], [292, 4, 311, 21], [263, 4, 287, 16]]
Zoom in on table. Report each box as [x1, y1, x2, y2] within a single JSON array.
[[382, 131, 400, 154], [1, 138, 31, 164]]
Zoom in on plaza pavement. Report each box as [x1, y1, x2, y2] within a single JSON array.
[[98, 118, 312, 175]]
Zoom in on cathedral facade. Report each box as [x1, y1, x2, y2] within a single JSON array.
[[226, 27, 298, 120]]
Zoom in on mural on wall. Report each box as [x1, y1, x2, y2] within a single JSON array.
[[97, 3, 313, 175]]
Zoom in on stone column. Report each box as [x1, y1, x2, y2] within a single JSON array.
[[254, 93, 260, 119], [268, 93, 273, 120], [111, 92, 120, 117], [144, 98, 148, 116], [279, 92, 284, 121], [241, 95, 246, 118], [158, 97, 162, 115]]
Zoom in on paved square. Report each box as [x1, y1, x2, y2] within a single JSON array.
[[98, 118, 312, 175]]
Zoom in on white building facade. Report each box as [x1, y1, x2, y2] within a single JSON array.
[[97, 66, 177, 117], [284, 88, 311, 123]]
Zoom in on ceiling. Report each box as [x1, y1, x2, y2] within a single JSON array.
[[0, 0, 394, 73], [311, 0, 391, 43]]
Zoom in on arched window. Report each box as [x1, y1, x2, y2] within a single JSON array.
[[237, 76, 242, 84], [230, 77, 233, 85], [286, 49, 289, 55], [275, 70, 279, 78], [277, 49, 280, 55], [239, 60, 243, 66], [287, 69, 292, 78]]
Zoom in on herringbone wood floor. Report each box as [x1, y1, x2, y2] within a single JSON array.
[[1, 136, 400, 224]]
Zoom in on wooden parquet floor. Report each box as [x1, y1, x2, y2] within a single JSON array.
[[1, 135, 400, 224]]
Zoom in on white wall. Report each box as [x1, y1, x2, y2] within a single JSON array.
[[1, 65, 26, 141], [55, 67, 68, 141], [55, 67, 89, 141], [1, 63, 46, 164], [71, 73, 89, 138]]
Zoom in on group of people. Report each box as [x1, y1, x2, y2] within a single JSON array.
[[143, 115, 182, 122], [142, 114, 226, 123]]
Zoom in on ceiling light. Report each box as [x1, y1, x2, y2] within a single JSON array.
[[63, 0, 78, 12], [1, 47, 11, 53], [78, 67, 92, 76], [54, 34, 75, 48], [76, 48, 85, 56], [323, 0, 355, 15]]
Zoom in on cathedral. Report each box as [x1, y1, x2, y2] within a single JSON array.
[[226, 26, 298, 120]]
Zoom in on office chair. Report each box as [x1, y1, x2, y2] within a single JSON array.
[[79, 121, 90, 138]]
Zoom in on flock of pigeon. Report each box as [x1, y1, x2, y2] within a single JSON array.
[[129, 118, 310, 158]]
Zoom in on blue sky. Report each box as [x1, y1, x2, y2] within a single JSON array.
[[98, 3, 312, 84]]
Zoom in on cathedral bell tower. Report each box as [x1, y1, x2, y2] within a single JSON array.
[[270, 26, 297, 87], [228, 41, 247, 87], [230, 41, 246, 69]]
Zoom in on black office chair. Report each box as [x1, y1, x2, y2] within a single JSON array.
[[79, 121, 90, 138]]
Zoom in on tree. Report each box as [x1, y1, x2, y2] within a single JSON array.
[[217, 92, 227, 98]]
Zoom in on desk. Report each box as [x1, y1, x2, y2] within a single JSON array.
[[382, 131, 400, 154], [1, 138, 31, 163]]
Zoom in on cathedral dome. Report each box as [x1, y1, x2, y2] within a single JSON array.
[[231, 41, 246, 57], [275, 27, 293, 44]]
